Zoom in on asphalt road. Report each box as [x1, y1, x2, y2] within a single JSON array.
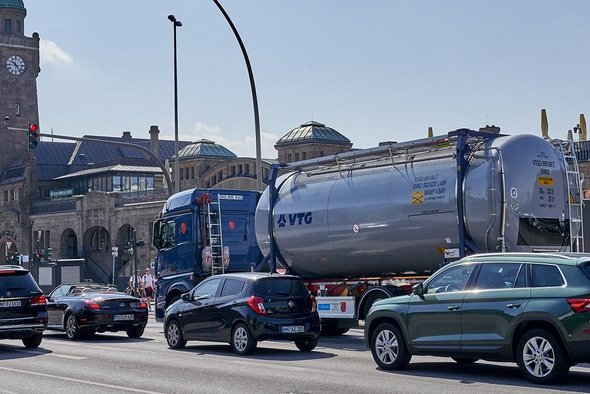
[[0, 313, 589, 394]]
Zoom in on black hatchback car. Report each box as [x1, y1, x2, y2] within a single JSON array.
[[164, 272, 320, 355], [0, 265, 47, 348], [364, 253, 590, 385]]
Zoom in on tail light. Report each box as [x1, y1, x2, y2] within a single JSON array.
[[30, 295, 46, 306], [247, 296, 267, 315], [85, 300, 101, 310], [567, 298, 590, 313], [140, 301, 148, 309], [310, 294, 317, 313]]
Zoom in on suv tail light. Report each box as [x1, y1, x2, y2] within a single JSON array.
[[310, 294, 317, 313], [140, 301, 148, 309], [567, 298, 590, 313], [30, 295, 46, 306], [247, 296, 267, 315]]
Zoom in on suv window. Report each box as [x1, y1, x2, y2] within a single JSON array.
[[531, 264, 565, 287], [220, 278, 245, 297], [254, 278, 308, 297], [0, 271, 41, 296], [474, 263, 522, 290], [426, 264, 475, 293]]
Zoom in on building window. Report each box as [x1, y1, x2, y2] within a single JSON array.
[[244, 164, 249, 175], [287, 154, 292, 162], [302, 152, 307, 160], [185, 167, 189, 180], [295, 153, 300, 161], [16, 20, 20, 33], [15, 103, 20, 117], [190, 166, 195, 179], [4, 19, 11, 32]]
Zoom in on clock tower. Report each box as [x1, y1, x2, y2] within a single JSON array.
[[0, 0, 39, 169]]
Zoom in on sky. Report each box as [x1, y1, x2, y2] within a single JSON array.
[[23, 0, 590, 159]]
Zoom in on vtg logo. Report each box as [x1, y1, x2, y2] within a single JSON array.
[[277, 212, 312, 228]]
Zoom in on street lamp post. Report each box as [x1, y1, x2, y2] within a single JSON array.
[[212, 0, 263, 191], [168, 14, 182, 194]]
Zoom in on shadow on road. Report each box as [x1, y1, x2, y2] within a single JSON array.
[[376, 360, 590, 392], [0, 343, 52, 360], [42, 331, 153, 343]]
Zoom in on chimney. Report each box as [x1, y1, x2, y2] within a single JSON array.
[[122, 131, 132, 140], [149, 125, 160, 157]]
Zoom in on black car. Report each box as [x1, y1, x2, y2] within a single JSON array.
[[46, 283, 148, 339], [0, 265, 47, 348], [164, 272, 320, 355]]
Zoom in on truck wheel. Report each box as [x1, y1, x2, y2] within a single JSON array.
[[370, 322, 411, 370], [295, 336, 318, 352], [516, 329, 570, 385], [166, 320, 187, 349], [22, 333, 42, 348], [231, 323, 257, 355]]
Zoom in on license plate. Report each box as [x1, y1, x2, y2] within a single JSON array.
[[0, 301, 21, 308], [280, 325, 304, 333], [113, 314, 134, 321]]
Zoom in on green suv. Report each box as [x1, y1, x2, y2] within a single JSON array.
[[364, 253, 590, 385]]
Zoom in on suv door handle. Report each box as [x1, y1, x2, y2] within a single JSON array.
[[447, 305, 460, 311], [507, 303, 521, 309]]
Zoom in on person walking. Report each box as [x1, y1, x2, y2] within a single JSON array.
[[128, 269, 141, 298], [142, 268, 156, 311]]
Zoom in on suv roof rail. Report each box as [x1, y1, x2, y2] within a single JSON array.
[[0, 265, 27, 270], [466, 252, 572, 260]]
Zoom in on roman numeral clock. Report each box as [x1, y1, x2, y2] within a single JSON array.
[[6, 54, 25, 75]]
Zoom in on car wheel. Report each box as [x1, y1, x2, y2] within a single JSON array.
[[22, 333, 43, 348], [295, 336, 318, 352], [165, 320, 186, 349], [231, 323, 257, 355], [126, 326, 145, 339], [516, 329, 570, 385], [370, 322, 411, 370], [452, 357, 478, 365], [65, 313, 81, 340]]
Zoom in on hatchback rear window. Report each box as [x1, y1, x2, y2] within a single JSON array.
[[254, 278, 308, 297], [0, 271, 40, 296]]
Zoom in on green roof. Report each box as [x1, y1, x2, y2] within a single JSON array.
[[0, 0, 25, 10], [175, 139, 237, 160], [276, 121, 351, 146]]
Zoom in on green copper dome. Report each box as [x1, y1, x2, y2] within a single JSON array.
[[0, 0, 25, 10]]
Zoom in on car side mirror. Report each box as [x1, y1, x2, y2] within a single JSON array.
[[181, 292, 191, 301], [412, 283, 424, 296]]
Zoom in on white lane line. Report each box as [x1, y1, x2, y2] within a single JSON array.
[[10, 348, 86, 360], [234, 359, 312, 372], [0, 366, 164, 394]]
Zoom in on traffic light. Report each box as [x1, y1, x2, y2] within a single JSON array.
[[28, 122, 39, 149]]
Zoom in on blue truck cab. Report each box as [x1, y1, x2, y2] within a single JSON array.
[[152, 188, 262, 321]]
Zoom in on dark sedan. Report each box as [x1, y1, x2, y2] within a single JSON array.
[[46, 283, 148, 340], [164, 272, 320, 355]]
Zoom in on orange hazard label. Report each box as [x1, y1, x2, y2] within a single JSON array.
[[538, 176, 554, 186], [412, 191, 424, 205]]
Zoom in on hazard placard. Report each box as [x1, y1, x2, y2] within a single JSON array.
[[538, 176, 554, 186], [412, 190, 424, 205]]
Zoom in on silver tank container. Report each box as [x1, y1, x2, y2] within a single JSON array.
[[255, 134, 572, 278]]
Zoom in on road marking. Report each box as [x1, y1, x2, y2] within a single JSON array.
[[10, 348, 87, 360], [234, 359, 312, 372], [0, 366, 164, 394]]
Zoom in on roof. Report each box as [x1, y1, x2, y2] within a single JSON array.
[[176, 139, 237, 160], [455, 252, 590, 267], [0, 0, 25, 10], [276, 121, 351, 146], [54, 164, 162, 180]]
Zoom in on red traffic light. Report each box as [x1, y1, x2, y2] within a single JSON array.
[[29, 123, 38, 132]]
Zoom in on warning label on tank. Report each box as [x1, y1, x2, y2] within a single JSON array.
[[538, 176, 554, 186], [412, 191, 424, 205], [412, 174, 448, 203]]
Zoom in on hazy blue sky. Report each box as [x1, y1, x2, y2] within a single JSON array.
[[24, 0, 590, 158]]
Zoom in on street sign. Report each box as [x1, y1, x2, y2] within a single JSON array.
[[5, 241, 12, 249]]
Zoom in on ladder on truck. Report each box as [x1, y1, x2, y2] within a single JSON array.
[[556, 140, 584, 252], [206, 195, 226, 275]]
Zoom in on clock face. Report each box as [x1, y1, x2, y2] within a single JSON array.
[[6, 55, 25, 76]]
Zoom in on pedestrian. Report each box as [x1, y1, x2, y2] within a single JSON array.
[[128, 269, 141, 298], [142, 268, 156, 310]]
